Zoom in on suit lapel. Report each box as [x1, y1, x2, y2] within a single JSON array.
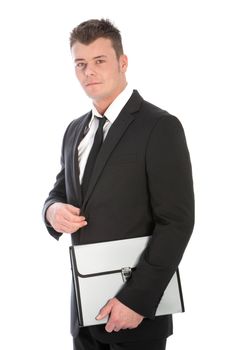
[[82, 90, 142, 208]]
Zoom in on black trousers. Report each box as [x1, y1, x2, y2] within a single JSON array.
[[73, 327, 167, 350]]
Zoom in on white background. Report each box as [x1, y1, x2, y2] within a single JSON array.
[[0, 0, 232, 349]]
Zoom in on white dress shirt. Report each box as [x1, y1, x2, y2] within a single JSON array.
[[78, 85, 133, 184]]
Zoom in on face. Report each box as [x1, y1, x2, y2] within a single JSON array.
[[71, 37, 128, 110]]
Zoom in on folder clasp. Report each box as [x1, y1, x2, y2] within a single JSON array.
[[121, 267, 132, 282]]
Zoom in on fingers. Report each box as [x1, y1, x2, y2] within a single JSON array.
[[95, 298, 144, 333], [96, 300, 113, 321], [54, 218, 87, 234], [46, 202, 88, 233], [96, 299, 125, 333], [105, 316, 118, 333]]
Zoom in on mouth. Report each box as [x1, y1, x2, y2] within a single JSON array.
[[85, 82, 101, 87]]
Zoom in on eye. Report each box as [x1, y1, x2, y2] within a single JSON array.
[[95, 59, 105, 64], [75, 62, 86, 70]]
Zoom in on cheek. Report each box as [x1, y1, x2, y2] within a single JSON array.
[[105, 69, 119, 85], [75, 71, 84, 84]]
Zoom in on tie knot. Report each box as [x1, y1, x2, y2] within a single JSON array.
[[96, 116, 107, 128]]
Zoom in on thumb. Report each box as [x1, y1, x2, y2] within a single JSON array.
[[96, 300, 113, 320], [67, 204, 80, 215]]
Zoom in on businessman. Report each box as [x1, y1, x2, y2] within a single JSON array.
[[43, 19, 194, 350]]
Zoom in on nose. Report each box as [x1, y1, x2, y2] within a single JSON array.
[[84, 62, 96, 77]]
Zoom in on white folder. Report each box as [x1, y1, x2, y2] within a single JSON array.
[[69, 236, 184, 327]]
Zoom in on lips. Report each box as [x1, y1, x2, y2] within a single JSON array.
[[85, 81, 101, 87], [85, 82, 101, 87]]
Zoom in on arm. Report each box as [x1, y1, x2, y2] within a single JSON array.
[[42, 121, 87, 239], [116, 115, 194, 318], [42, 161, 68, 240]]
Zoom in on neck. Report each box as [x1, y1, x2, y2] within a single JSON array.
[[93, 82, 127, 115]]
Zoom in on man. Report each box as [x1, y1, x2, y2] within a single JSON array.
[[43, 19, 194, 350]]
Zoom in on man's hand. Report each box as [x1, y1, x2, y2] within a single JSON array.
[[46, 202, 87, 234], [96, 298, 144, 333]]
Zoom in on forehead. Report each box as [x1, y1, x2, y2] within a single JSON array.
[[71, 37, 116, 61]]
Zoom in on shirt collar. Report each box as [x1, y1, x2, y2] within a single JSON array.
[[92, 84, 133, 123]]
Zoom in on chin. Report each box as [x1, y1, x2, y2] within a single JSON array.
[[85, 87, 103, 98], [86, 90, 107, 101], [85, 92, 101, 100]]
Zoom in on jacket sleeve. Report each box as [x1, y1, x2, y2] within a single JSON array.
[[116, 115, 195, 318], [42, 167, 66, 240], [42, 123, 72, 240]]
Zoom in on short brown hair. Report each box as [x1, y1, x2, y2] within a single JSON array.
[[69, 19, 124, 58]]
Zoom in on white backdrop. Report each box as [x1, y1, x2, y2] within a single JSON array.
[[0, 1, 232, 349]]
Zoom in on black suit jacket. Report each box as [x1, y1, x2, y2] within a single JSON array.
[[43, 90, 194, 343]]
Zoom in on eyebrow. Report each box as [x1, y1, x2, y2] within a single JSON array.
[[74, 55, 107, 63]]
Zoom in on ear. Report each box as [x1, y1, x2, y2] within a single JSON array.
[[119, 54, 128, 73]]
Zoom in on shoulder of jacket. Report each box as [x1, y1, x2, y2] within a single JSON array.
[[140, 99, 179, 125], [68, 112, 91, 129], [63, 112, 90, 136]]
